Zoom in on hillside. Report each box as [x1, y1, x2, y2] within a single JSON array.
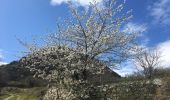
[[0, 57, 120, 88], [0, 61, 47, 88]]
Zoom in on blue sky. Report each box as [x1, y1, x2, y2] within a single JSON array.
[[0, 0, 170, 75]]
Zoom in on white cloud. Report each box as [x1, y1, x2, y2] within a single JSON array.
[[124, 22, 149, 45], [50, 0, 67, 5], [113, 62, 138, 77], [0, 49, 8, 66], [157, 40, 170, 67], [50, 0, 102, 6], [0, 62, 7, 66], [124, 22, 147, 34], [148, 0, 170, 25]]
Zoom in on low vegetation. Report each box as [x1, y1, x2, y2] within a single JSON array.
[[0, 87, 46, 100]]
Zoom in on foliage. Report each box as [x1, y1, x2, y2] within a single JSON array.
[[0, 87, 46, 100], [106, 81, 157, 100]]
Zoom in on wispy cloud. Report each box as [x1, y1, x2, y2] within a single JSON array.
[[148, 0, 170, 25], [0, 49, 7, 66], [0, 49, 4, 59], [124, 22, 149, 45], [113, 62, 138, 77], [50, 0, 102, 6], [0, 62, 8, 66], [157, 40, 170, 67], [124, 22, 147, 34]]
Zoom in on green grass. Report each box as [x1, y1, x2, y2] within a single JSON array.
[[0, 87, 46, 100], [8, 95, 18, 100], [0, 94, 9, 100], [4, 94, 38, 100]]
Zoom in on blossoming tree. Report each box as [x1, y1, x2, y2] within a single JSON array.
[[20, 0, 140, 99]]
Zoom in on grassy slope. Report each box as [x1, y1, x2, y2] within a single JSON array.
[[0, 87, 46, 100]]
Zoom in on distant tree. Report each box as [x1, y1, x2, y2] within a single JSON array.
[[134, 48, 162, 79]]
